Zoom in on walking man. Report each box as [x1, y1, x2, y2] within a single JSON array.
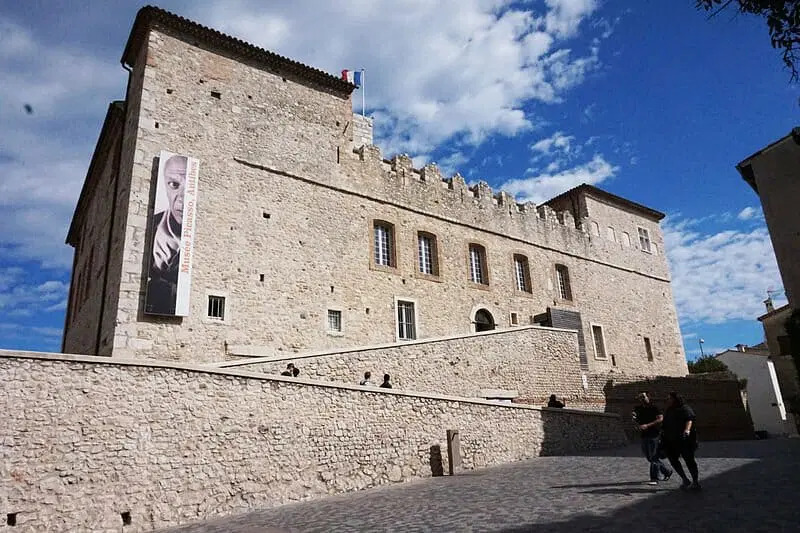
[[633, 392, 672, 485]]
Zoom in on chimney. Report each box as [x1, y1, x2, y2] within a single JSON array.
[[352, 114, 373, 148], [735, 344, 746, 352], [764, 297, 774, 313]]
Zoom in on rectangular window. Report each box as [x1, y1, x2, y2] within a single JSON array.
[[638, 227, 652, 253], [555, 264, 572, 301], [374, 222, 394, 267], [327, 310, 342, 332], [510, 312, 519, 326], [397, 300, 416, 340], [417, 232, 438, 276], [644, 337, 654, 361], [607, 227, 616, 242], [592, 325, 607, 359], [469, 244, 488, 285], [513, 254, 531, 292], [207, 295, 225, 320]]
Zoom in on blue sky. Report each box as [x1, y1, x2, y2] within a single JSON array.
[[0, 1, 795, 358]]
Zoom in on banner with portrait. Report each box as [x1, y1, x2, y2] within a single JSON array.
[[144, 150, 200, 317]]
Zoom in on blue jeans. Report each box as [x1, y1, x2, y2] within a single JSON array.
[[641, 437, 672, 481]]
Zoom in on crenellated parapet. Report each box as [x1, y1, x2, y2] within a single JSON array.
[[348, 143, 590, 244]]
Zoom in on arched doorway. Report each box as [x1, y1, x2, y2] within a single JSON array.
[[474, 308, 496, 332]]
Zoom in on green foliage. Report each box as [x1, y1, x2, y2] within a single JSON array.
[[696, 0, 800, 81], [688, 355, 729, 374]]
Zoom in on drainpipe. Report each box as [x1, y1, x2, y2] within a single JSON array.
[[94, 61, 133, 355]]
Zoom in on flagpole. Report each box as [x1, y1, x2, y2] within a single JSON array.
[[361, 69, 365, 117]]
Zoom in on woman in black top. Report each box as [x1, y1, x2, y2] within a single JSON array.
[[661, 392, 700, 490]]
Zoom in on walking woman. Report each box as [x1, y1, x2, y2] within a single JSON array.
[[661, 391, 700, 490]]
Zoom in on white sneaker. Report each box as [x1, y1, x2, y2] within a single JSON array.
[[646, 481, 658, 486]]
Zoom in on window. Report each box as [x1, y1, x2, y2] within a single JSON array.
[[644, 337, 654, 361], [207, 295, 225, 320], [373, 221, 395, 267], [510, 312, 519, 326], [592, 325, 607, 360], [468, 244, 489, 285], [590, 221, 600, 236], [638, 227, 652, 253], [652, 243, 658, 255], [555, 264, 572, 301], [417, 232, 439, 276], [513, 254, 532, 293], [327, 310, 342, 332], [397, 300, 416, 340], [607, 227, 616, 242], [622, 232, 631, 247]]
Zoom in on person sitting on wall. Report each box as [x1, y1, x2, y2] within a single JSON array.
[[380, 374, 392, 389], [547, 394, 565, 408], [280, 363, 295, 377], [360, 371, 372, 386]]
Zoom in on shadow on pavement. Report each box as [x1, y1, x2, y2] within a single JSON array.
[[500, 441, 798, 533]]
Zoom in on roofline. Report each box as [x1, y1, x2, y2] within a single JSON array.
[[758, 302, 792, 322], [543, 183, 666, 221], [121, 6, 355, 97], [736, 128, 800, 193], [66, 101, 125, 247]]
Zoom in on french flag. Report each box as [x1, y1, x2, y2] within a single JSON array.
[[341, 69, 363, 87]]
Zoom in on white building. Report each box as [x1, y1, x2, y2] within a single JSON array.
[[717, 344, 796, 437]]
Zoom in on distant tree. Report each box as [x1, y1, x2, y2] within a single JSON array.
[[688, 355, 729, 373], [696, 1, 800, 81]]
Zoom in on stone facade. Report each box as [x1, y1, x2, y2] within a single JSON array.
[[220, 325, 584, 404], [62, 7, 687, 379], [0, 350, 625, 532]]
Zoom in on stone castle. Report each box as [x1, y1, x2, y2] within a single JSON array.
[[62, 5, 686, 378], [3, 7, 757, 531]]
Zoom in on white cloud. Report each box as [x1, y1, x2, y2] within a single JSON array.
[[664, 215, 785, 325], [191, 0, 603, 158], [0, 267, 69, 316], [531, 131, 576, 155], [737, 206, 763, 221], [500, 153, 617, 203], [0, 17, 122, 269]]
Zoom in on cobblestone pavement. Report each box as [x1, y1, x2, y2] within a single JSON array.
[[162, 440, 800, 533]]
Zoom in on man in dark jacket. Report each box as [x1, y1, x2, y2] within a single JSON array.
[[662, 392, 700, 490], [633, 392, 672, 485]]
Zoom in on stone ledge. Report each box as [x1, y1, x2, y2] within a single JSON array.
[[0, 348, 620, 419], [220, 324, 579, 366]]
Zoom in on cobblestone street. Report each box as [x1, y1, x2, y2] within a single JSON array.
[[162, 439, 799, 532]]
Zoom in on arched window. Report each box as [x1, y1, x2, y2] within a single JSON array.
[[468, 243, 489, 285], [555, 264, 572, 301], [513, 254, 532, 293], [373, 220, 396, 267], [474, 309, 496, 332]]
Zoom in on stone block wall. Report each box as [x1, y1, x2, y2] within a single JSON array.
[[222, 326, 583, 404], [0, 351, 625, 532], [576, 373, 755, 441]]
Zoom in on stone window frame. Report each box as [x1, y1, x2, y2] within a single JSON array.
[[606, 226, 616, 242], [326, 306, 344, 337], [394, 296, 419, 342], [637, 226, 653, 254], [590, 322, 609, 360], [511, 251, 533, 296], [509, 312, 519, 326], [622, 231, 632, 247], [414, 229, 442, 282], [369, 218, 399, 274], [554, 263, 573, 302], [590, 221, 600, 236], [203, 289, 231, 325], [469, 304, 498, 333], [466, 241, 491, 290]]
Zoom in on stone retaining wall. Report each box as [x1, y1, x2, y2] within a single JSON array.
[[0, 350, 625, 532], [221, 326, 583, 404]]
